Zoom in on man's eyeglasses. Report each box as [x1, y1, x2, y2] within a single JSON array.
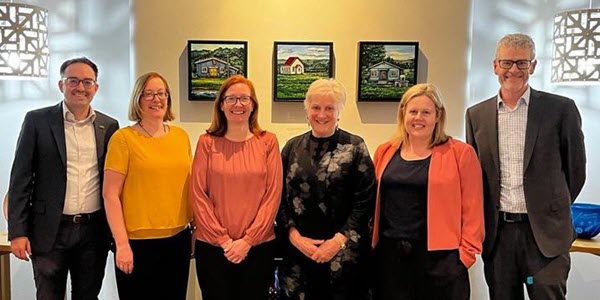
[[62, 77, 96, 89], [223, 95, 252, 105], [497, 60, 534, 70], [141, 91, 169, 100]]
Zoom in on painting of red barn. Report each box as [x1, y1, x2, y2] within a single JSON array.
[[274, 42, 334, 101], [358, 41, 419, 101]]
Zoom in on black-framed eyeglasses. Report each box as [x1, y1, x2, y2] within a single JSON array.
[[497, 60, 533, 70], [62, 77, 96, 89], [223, 95, 252, 105], [141, 90, 169, 100]]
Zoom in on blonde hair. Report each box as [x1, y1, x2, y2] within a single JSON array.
[[392, 83, 448, 148], [128, 72, 174, 122]]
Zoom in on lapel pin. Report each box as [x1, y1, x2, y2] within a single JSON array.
[[99, 125, 105, 129]]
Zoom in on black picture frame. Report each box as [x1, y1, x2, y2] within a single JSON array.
[[187, 40, 248, 101], [357, 41, 419, 102], [273, 41, 334, 102]]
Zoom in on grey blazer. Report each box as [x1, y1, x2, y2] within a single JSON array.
[[465, 88, 586, 258], [8, 102, 119, 254]]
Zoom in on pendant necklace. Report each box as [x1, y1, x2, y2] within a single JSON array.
[[138, 122, 165, 137]]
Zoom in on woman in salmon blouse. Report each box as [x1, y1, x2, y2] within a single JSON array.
[[103, 72, 192, 299], [372, 83, 484, 300], [189, 75, 283, 300]]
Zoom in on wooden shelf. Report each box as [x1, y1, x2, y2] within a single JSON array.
[[0, 231, 10, 300], [570, 238, 600, 256]]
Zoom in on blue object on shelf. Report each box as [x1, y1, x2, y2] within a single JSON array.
[[572, 203, 600, 239]]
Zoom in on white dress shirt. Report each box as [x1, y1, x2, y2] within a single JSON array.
[[62, 101, 101, 215]]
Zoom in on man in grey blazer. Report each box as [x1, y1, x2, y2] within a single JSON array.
[[466, 33, 586, 300], [8, 57, 119, 299]]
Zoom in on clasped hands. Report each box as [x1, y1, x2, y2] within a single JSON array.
[[220, 239, 251, 264], [289, 228, 346, 264]]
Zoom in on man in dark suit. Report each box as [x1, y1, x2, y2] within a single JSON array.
[[465, 33, 586, 300], [8, 57, 119, 299]]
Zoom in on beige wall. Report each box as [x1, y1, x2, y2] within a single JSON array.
[[132, 1, 472, 298], [132, 0, 472, 154]]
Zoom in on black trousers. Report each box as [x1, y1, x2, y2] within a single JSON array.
[[31, 213, 108, 300], [278, 243, 370, 300], [484, 220, 570, 300], [373, 237, 470, 300], [194, 240, 275, 300], [115, 228, 192, 300]]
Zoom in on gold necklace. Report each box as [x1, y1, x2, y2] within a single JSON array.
[[138, 121, 165, 137]]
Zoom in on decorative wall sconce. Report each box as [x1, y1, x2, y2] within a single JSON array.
[[552, 5, 600, 84], [0, 2, 49, 79]]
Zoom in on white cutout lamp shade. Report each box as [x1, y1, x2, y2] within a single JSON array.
[[0, 2, 49, 79]]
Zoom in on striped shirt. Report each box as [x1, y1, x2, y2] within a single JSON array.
[[497, 88, 530, 213]]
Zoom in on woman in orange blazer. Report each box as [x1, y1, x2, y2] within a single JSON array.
[[372, 83, 484, 300]]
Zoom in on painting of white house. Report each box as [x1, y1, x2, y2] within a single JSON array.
[[188, 40, 247, 100], [280, 57, 305, 75], [274, 42, 333, 101], [358, 42, 418, 101]]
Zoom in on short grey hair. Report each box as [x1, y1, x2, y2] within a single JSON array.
[[495, 33, 536, 60], [303, 78, 347, 112]]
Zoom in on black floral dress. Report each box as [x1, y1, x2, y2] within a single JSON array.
[[277, 129, 376, 300]]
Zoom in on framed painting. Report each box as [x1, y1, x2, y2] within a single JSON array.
[[357, 41, 419, 101], [187, 40, 248, 100], [274, 42, 334, 101]]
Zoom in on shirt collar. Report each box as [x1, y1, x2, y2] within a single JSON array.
[[496, 86, 531, 110], [62, 101, 96, 123]]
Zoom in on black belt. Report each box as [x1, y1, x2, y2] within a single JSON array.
[[500, 212, 528, 223], [61, 210, 102, 224]]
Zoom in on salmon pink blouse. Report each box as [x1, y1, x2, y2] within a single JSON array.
[[189, 132, 283, 247]]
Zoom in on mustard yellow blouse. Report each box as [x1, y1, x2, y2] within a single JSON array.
[[105, 125, 192, 239]]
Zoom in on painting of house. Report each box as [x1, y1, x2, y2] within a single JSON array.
[[195, 57, 240, 78], [274, 42, 333, 101], [358, 41, 419, 101], [187, 40, 247, 100], [280, 57, 304, 74], [367, 61, 403, 83]]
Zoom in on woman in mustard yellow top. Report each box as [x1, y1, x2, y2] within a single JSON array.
[[103, 72, 192, 300]]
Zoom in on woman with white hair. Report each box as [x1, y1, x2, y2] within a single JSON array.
[[277, 78, 376, 300]]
